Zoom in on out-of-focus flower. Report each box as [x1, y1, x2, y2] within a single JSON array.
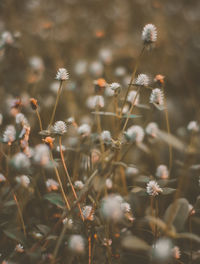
[[89, 61, 104, 77], [29, 56, 44, 71], [15, 113, 29, 127], [86, 95, 104, 109], [187, 121, 199, 132], [16, 175, 30, 188], [134, 74, 149, 87], [146, 122, 159, 138], [142, 24, 157, 45], [101, 130, 112, 144], [172, 246, 181, 259], [46, 178, 59, 191], [68, 235, 85, 254], [34, 144, 50, 166], [15, 243, 24, 253], [156, 165, 169, 179], [74, 180, 84, 190], [125, 167, 139, 177], [154, 74, 165, 86], [125, 125, 144, 143], [101, 194, 123, 222], [53, 121, 67, 135], [12, 153, 31, 170], [74, 60, 88, 76], [115, 66, 126, 77], [127, 90, 139, 105], [102, 238, 112, 246], [55, 68, 69, 81], [1, 31, 14, 45], [62, 217, 73, 229], [0, 173, 6, 182], [78, 124, 91, 137], [110, 82, 121, 94], [30, 98, 38, 110], [82, 205, 94, 221], [150, 88, 164, 107], [105, 178, 113, 189], [121, 202, 131, 213], [99, 48, 112, 64], [56, 145, 66, 152], [152, 238, 173, 261], [43, 136, 55, 149], [146, 180, 163, 196], [3, 125, 16, 145]]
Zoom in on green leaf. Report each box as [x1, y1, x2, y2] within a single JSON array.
[[44, 193, 64, 208], [4, 229, 25, 244]]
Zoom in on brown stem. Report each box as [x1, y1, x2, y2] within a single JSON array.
[[59, 136, 84, 222], [36, 108, 43, 131]]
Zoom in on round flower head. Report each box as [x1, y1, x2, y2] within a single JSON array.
[[101, 130, 112, 144], [62, 217, 73, 229], [86, 95, 104, 109], [152, 238, 173, 261], [110, 82, 121, 94], [68, 235, 85, 254], [3, 125, 16, 145], [99, 48, 112, 64], [78, 124, 91, 137], [105, 85, 115, 97], [0, 173, 6, 182], [146, 122, 159, 138], [187, 121, 199, 132], [89, 61, 104, 77], [146, 180, 163, 196], [74, 180, 84, 190], [134, 74, 149, 87], [82, 205, 94, 221], [46, 178, 59, 191], [150, 88, 164, 107], [125, 125, 144, 143], [156, 165, 169, 179], [172, 246, 181, 259], [105, 178, 113, 189], [12, 153, 31, 170], [53, 121, 67, 135], [34, 144, 50, 166], [121, 202, 131, 213], [101, 194, 123, 222], [16, 113, 29, 127], [16, 175, 30, 188], [29, 56, 44, 71], [142, 24, 157, 45], [55, 68, 69, 81], [127, 90, 140, 105]]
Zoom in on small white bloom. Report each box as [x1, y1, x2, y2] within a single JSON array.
[[82, 205, 94, 221], [55, 68, 69, 81], [3, 125, 16, 144], [15, 243, 24, 253], [105, 178, 113, 189], [187, 121, 199, 132], [12, 153, 30, 170], [99, 48, 112, 64], [142, 24, 157, 45], [152, 238, 173, 261], [86, 95, 104, 109], [74, 60, 87, 76], [101, 194, 123, 222], [150, 88, 164, 107], [101, 130, 112, 143], [115, 66, 126, 77], [46, 179, 59, 191], [146, 122, 159, 137], [125, 167, 139, 176], [126, 125, 144, 143], [127, 90, 139, 105], [134, 74, 149, 87], [121, 202, 131, 213], [74, 180, 84, 190], [78, 124, 91, 137], [89, 61, 104, 77], [62, 217, 73, 229], [105, 85, 115, 97], [0, 173, 6, 182], [29, 56, 44, 71], [1, 31, 14, 45], [110, 82, 121, 93], [34, 144, 50, 166], [16, 175, 30, 188], [16, 113, 29, 127], [146, 180, 163, 196], [53, 121, 67, 135], [156, 165, 169, 179], [68, 235, 85, 254]]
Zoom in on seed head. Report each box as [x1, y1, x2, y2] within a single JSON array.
[[142, 24, 157, 45], [134, 74, 149, 87], [145, 122, 159, 137], [53, 121, 67, 135], [68, 235, 85, 254], [150, 88, 164, 107], [55, 68, 69, 81], [156, 165, 169, 179], [3, 125, 16, 145], [146, 180, 163, 196], [82, 205, 94, 221], [125, 125, 144, 143]]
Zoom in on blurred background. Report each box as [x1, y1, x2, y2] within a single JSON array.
[[0, 0, 200, 133]]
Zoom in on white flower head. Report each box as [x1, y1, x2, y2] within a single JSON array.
[[134, 74, 149, 87], [55, 68, 69, 81], [156, 165, 169, 179], [16, 113, 29, 127], [53, 121, 67, 135], [146, 180, 163, 196], [127, 90, 139, 105], [86, 95, 104, 109], [34, 144, 50, 166], [74, 180, 84, 190], [110, 82, 121, 93], [105, 178, 113, 189], [82, 205, 94, 221], [121, 202, 131, 213], [3, 125, 16, 145], [101, 194, 123, 222], [12, 153, 31, 170], [62, 217, 73, 229], [101, 130, 112, 144], [29, 56, 44, 71], [68, 235, 85, 254], [146, 122, 159, 138], [152, 238, 173, 261], [187, 121, 199, 132], [150, 88, 164, 107], [0, 173, 6, 182], [126, 125, 144, 143], [78, 124, 91, 137], [16, 175, 30, 188], [89, 61, 104, 77], [142, 24, 157, 45], [15, 243, 24, 253], [46, 178, 59, 191]]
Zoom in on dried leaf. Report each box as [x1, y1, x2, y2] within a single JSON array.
[[121, 235, 150, 251]]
